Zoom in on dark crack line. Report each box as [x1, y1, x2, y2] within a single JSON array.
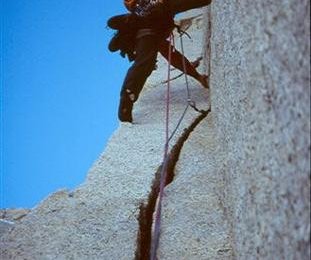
[[135, 8, 212, 260], [135, 108, 211, 260]]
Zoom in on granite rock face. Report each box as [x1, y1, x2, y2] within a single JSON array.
[[208, 1, 310, 259], [1, 1, 310, 260], [0, 209, 30, 237], [0, 209, 30, 221], [159, 1, 310, 259]]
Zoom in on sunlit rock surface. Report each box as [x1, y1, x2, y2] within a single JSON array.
[[1, 1, 310, 259]]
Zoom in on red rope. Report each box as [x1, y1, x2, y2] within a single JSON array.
[[150, 33, 173, 260], [150, 30, 203, 259]]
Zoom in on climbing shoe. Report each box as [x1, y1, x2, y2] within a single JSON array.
[[118, 94, 133, 123]]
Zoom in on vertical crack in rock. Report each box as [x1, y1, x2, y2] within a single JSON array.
[[135, 108, 211, 260], [207, 11, 212, 80]]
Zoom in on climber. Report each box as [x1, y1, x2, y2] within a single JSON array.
[[108, 14, 208, 86], [109, 0, 212, 123]]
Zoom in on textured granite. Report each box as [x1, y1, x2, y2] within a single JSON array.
[[159, 115, 233, 259], [0, 209, 30, 238], [208, 1, 310, 259], [159, 1, 310, 259], [1, 1, 310, 259]]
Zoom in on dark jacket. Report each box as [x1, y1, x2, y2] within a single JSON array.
[[130, 0, 174, 34]]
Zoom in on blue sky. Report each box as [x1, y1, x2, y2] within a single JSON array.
[[1, 1, 128, 208]]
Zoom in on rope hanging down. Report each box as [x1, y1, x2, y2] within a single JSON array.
[[150, 29, 205, 260], [149, 32, 172, 260]]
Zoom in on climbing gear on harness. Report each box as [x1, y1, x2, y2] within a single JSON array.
[[129, 0, 168, 17]]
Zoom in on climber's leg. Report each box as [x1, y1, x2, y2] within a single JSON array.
[[121, 31, 159, 101], [118, 30, 159, 122], [158, 39, 208, 88], [168, 0, 212, 15]]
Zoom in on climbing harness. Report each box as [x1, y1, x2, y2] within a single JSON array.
[[150, 28, 207, 260]]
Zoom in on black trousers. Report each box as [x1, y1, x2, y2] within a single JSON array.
[[120, 31, 159, 102], [118, 0, 212, 121]]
